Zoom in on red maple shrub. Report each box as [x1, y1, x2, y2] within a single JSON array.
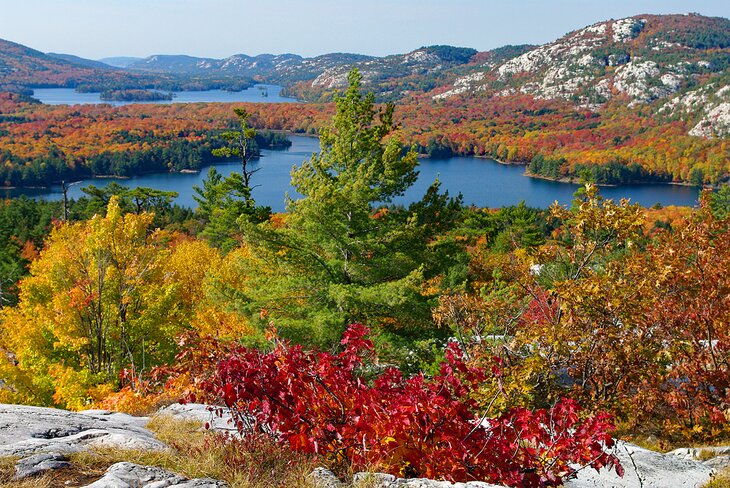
[[193, 324, 622, 487]]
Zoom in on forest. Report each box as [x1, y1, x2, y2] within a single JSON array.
[[0, 70, 728, 487]]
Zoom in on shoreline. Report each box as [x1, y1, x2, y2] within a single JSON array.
[[469, 154, 710, 189]]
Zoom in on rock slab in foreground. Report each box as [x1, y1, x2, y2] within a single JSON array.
[[0, 403, 166, 456], [82, 462, 228, 488], [311, 440, 719, 488], [156, 403, 237, 432], [564, 441, 714, 488], [309, 469, 505, 488], [14, 452, 71, 480]]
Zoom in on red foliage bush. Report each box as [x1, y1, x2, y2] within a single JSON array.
[[194, 324, 622, 487]]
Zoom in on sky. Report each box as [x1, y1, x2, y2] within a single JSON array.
[[0, 0, 728, 60]]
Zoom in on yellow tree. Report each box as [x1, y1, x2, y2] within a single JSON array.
[[0, 197, 209, 409]]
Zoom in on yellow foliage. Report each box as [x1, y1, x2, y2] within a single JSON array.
[[0, 197, 200, 409], [191, 306, 253, 339]]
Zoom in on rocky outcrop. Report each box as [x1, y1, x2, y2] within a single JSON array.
[[83, 462, 227, 488], [13, 452, 71, 480], [564, 441, 714, 488], [429, 14, 729, 135], [0, 403, 723, 488], [309, 441, 720, 488], [308, 469, 505, 488], [0, 404, 165, 456], [689, 102, 730, 138], [156, 402, 235, 433], [668, 445, 730, 473]]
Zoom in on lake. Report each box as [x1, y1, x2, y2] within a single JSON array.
[[31, 84, 297, 106], [2, 136, 701, 211]]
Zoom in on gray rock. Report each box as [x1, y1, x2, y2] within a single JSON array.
[[14, 452, 71, 480], [312, 470, 505, 488], [703, 455, 730, 471], [155, 403, 237, 433], [353, 472, 396, 486], [387, 480, 502, 487], [564, 441, 714, 488], [0, 403, 166, 456], [82, 462, 227, 488], [668, 445, 730, 461], [309, 467, 345, 487]]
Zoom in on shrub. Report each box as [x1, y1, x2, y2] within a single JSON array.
[[195, 324, 622, 487]]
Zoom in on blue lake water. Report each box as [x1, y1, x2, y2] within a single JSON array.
[[31, 84, 297, 106], [2, 136, 701, 211]]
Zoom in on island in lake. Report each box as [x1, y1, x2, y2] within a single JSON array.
[[100, 89, 175, 102]]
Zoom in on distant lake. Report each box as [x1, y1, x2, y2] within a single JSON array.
[[3, 136, 701, 211], [31, 84, 297, 106]]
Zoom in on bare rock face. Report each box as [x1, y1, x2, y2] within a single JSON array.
[[564, 441, 714, 488], [309, 467, 346, 488], [13, 452, 71, 480], [156, 403, 237, 433], [668, 445, 730, 474], [310, 441, 718, 488], [82, 462, 227, 488], [308, 471, 505, 487], [353, 473, 504, 487], [0, 404, 166, 456]]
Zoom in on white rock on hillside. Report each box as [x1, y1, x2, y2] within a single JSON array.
[[689, 102, 730, 138], [611, 18, 646, 43], [433, 72, 486, 100], [0, 403, 165, 456]]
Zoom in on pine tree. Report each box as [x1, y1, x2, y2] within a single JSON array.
[[235, 69, 460, 345]]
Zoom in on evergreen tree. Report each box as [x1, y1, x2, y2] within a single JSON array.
[[236, 69, 460, 345], [193, 109, 270, 251]]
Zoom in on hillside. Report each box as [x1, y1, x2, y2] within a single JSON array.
[[46, 52, 118, 70], [0, 38, 124, 91], [428, 14, 730, 138], [126, 52, 374, 83], [98, 56, 144, 68], [0, 40, 254, 93]]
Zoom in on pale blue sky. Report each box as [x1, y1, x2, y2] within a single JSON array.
[[1, 0, 728, 59]]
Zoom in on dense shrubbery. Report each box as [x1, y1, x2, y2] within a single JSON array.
[[436, 185, 730, 444], [190, 324, 621, 486]]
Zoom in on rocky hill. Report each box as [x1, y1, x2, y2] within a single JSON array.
[[126, 52, 374, 83], [429, 14, 730, 137], [46, 52, 118, 71], [2, 14, 727, 122], [0, 39, 180, 93], [98, 56, 144, 68], [122, 46, 481, 101]]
